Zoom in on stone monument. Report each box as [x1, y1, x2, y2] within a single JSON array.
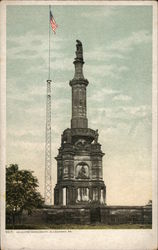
[[54, 40, 106, 206]]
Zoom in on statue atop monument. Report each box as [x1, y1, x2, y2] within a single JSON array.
[[76, 39, 83, 59]]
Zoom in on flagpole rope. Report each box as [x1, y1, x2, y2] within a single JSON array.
[[48, 5, 51, 80]]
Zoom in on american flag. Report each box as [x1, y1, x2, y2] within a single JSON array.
[[50, 10, 58, 34]]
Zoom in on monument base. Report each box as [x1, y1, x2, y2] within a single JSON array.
[[17, 204, 152, 226]]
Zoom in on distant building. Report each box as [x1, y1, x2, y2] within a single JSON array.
[[54, 40, 106, 206]]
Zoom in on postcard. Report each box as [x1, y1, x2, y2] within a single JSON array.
[[0, 1, 157, 249]]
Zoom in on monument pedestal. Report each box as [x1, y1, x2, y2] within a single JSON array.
[[54, 127, 106, 206]]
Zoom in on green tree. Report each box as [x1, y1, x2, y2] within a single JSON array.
[[6, 164, 44, 227]]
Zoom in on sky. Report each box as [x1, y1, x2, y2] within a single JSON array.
[[6, 4, 152, 205]]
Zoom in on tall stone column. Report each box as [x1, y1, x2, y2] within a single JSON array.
[[69, 40, 89, 129]]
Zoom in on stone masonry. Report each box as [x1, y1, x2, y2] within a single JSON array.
[[54, 40, 106, 206]]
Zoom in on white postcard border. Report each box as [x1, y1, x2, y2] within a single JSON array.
[[0, 1, 157, 250]]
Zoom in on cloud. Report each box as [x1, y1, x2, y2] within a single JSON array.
[[88, 105, 151, 136], [7, 78, 70, 101], [31, 40, 43, 46], [105, 105, 151, 120], [107, 30, 151, 53], [81, 7, 117, 18], [7, 31, 71, 64], [85, 64, 128, 79], [84, 30, 151, 64], [7, 40, 20, 49], [8, 127, 44, 138], [85, 49, 124, 61], [16, 50, 39, 56], [7, 31, 74, 79], [89, 87, 120, 101], [113, 94, 132, 102]]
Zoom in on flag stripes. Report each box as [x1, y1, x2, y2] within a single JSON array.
[[50, 10, 58, 34]]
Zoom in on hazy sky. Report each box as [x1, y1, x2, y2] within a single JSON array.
[[6, 4, 152, 205]]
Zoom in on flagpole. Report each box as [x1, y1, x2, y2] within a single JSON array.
[[45, 5, 57, 205], [48, 5, 51, 80], [45, 5, 52, 205]]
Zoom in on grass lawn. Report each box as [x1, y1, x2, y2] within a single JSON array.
[[6, 224, 152, 230]]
